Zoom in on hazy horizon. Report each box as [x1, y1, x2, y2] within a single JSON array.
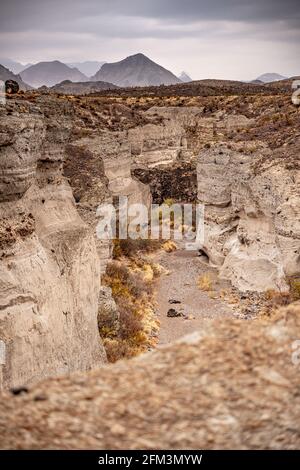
[[1, 0, 299, 81]]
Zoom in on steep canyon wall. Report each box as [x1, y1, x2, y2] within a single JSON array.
[[0, 98, 106, 389]]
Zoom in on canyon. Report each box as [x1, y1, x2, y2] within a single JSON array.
[[0, 80, 299, 448]]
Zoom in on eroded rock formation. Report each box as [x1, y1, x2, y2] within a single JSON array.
[[197, 140, 300, 292], [130, 108, 197, 202], [0, 98, 106, 389], [65, 132, 151, 273]]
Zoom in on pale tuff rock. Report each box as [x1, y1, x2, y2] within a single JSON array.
[[99, 133, 151, 208], [0, 303, 299, 449], [145, 106, 254, 151], [0, 110, 44, 202], [145, 106, 204, 128], [67, 133, 151, 273], [130, 108, 254, 204], [129, 110, 197, 203], [0, 99, 106, 389], [128, 119, 191, 169], [98, 286, 119, 332], [197, 142, 300, 292]]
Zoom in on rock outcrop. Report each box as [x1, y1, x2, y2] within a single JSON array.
[[197, 140, 300, 292], [65, 133, 151, 273], [0, 303, 299, 449], [0, 98, 106, 389], [131, 107, 255, 203], [130, 109, 197, 202]]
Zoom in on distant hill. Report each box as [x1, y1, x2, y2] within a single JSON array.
[[255, 73, 287, 83], [0, 64, 31, 90], [91, 53, 181, 87], [264, 76, 300, 92], [178, 71, 192, 82], [0, 59, 30, 74], [250, 79, 264, 85], [49, 79, 118, 95], [20, 61, 88, 88], [67, 61, 105, 77]]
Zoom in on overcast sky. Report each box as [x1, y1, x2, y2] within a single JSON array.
[[1, 0, 299, 80]]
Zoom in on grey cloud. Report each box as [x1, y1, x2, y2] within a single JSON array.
[[1, 0, 299, 32]]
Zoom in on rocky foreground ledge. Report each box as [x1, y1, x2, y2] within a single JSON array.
[[0, 303, 299, 450]]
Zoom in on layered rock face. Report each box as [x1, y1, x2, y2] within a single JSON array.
[[0, 99, 105, 389], [197, 141, 300, 292], [129, 109, 197, 203], [130, 107, 254, 204], [65, 132, 151, 273]]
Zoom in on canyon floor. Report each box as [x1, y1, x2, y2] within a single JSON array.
[[154, 246, 234, 345]]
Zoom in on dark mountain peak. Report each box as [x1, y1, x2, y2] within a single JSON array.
[[129, 52, 147, 59], [92, 53, 181, 87], [126, 53, 150, 61], [179, 71, 192, 82]]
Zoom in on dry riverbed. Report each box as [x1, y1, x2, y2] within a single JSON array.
[[152, 245, 235, 345]]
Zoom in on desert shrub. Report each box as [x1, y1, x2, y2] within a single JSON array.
[[260, 287, 294, 317], [163, 198, 175, 207], [118, 304, 144, 340], [257, 276, 300, 318], [113, 238, 161, 259], [290, 277, 300, 301], [105, 261, 152, 299], [198, 273, 213, 291], [103, 338, 134, 363], [162, 240, 177, 253]]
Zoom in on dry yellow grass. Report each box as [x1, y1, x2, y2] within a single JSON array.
[[101, 254, 161, 362], [162, 240, 177, 253], [197, 273, 213, 292]]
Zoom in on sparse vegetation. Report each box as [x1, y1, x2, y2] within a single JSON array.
[[113, 238, 161, 259], [290, 277, 300, 301], [259, 278, 300, 317], [100, 239, 163, 362]]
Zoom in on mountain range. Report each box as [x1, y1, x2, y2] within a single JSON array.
[[0, 54, 294, 90], [91, 53, 181, 87], [20, 61, 88, 88], [1, 54, 182, 88], [255, 73, 287, 83], [0, 64, 31, 90], [0, 58, 30, 74]]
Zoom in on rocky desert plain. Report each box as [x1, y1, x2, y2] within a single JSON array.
[[0, 77, 300, 449]]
